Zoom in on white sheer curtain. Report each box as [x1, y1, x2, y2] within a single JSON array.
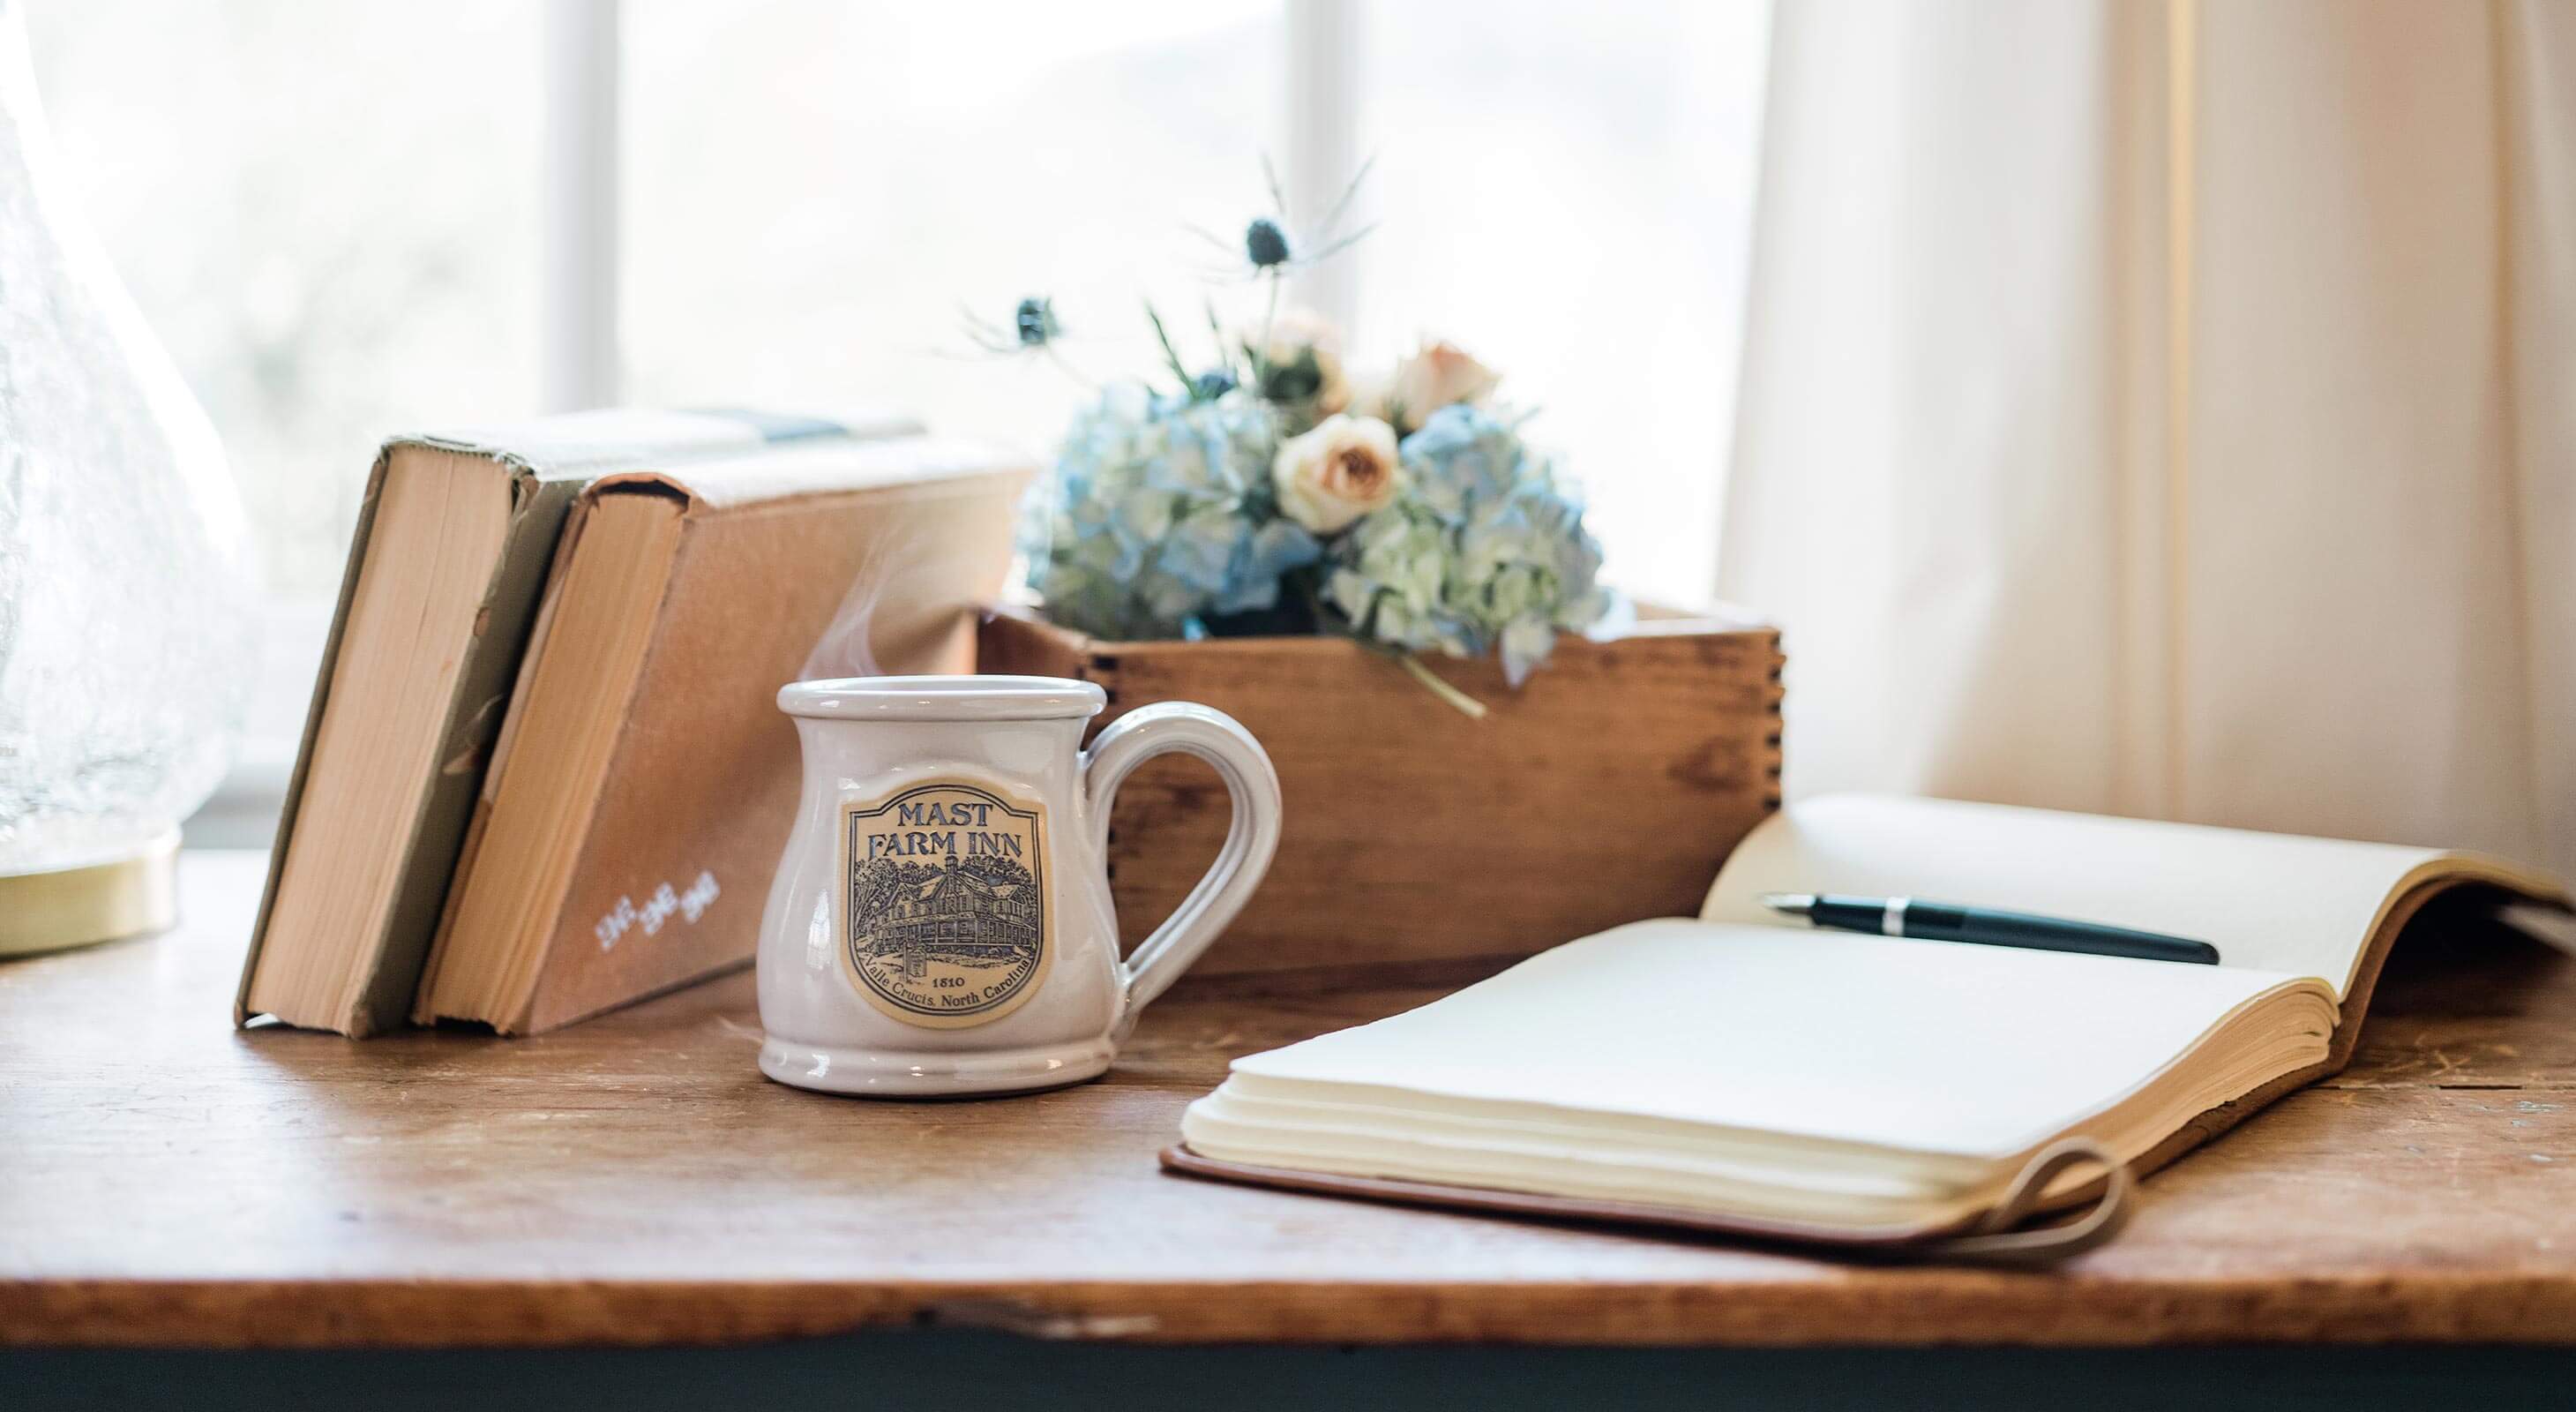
[[1721, 0, 2576, 875]]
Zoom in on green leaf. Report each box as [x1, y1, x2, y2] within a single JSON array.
[[1143, 301, 1196, 397]]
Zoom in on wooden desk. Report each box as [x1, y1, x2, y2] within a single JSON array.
[[4, 852, 2573, 1349]]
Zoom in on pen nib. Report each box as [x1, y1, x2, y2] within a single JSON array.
[[1759, 892, 1817, 920]]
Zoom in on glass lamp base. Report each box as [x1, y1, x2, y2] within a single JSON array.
[[0, 830, 179, 958]]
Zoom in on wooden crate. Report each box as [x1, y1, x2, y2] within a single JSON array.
[[978, 606, 1784, 980]]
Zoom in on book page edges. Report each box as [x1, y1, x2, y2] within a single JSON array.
[[496, 484, 693, 1033], [2118, 865, 2561, 1189], [1224, 920, 2320, 1160], [410, 484, 685, 1031], [333, 467, 594, 1034], [1159, 1145, 2002, 1252], [236, 444, 396, 1026], [238, 449, 565, 1032], [1186, 930, 2330, 1237]]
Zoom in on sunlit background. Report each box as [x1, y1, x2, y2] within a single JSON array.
[[25, 0, 1771, 834]]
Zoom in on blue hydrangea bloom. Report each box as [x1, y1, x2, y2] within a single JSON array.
[[1024, 386, 1320, 639], [1324, 404, 1610, 686]]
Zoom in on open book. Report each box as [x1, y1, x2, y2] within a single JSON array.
[[1170, 795, 2569, 1257]]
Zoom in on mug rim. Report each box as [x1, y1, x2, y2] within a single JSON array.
[[775, 674, 1106, 722]]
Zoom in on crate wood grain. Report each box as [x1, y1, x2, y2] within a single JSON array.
[[977, 607, 1785, 977]]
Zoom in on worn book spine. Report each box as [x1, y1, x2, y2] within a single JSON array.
[[344, 462, 589, 1033], [235, 451, 590, 1035], [237, 409, 922, 1035]]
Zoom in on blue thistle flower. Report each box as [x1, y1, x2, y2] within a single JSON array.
[[1188, 155, 1378, 283], [959, 294, 1078, 373], [1013, 296, 1060, 348], [1244, 217, 1291, 269]]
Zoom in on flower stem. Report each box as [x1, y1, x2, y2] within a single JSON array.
[[1043, 344, 1099, 389], [1253, 270, 1282, 388], [1398, 654, 1488, 720], [1143, 300, 1194, 394]]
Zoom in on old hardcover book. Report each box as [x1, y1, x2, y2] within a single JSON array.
[[238, 409, 919, 1037], [1172, 795, 2572, 1258], [411, 437, 1031, 1034]]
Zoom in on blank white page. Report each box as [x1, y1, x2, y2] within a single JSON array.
[[1698, 794, 2549, 998], [1231, 919, 2304, 1159]]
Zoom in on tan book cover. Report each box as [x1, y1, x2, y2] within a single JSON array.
[[237, 409, 921, 1036], [414, 437, 1032, 1033]]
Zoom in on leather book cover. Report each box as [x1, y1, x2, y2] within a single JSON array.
[[1158, 1142, 2135, 1265]]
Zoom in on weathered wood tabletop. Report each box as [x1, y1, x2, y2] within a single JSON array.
[[4, 852, 2572, 1349]]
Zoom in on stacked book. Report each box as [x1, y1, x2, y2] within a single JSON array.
[[235, 409, 1031, 1036]]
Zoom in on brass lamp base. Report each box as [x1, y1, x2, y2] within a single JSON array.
[[0, 831, 180, 958]]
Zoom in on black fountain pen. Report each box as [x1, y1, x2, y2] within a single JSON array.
[[1760, 893, 2221, 965]]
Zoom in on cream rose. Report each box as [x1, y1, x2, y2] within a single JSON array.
[[1271, 413, 1401, 535], [1360, 337, 1501, 433]]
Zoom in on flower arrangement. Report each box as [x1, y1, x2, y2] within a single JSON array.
[[999, 168, 1611, 710]]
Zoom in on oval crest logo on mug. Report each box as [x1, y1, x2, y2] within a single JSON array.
[[841, 779, 1052, 1028]]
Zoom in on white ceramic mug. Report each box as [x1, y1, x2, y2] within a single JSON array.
[[755, 675, 1281, 1097]]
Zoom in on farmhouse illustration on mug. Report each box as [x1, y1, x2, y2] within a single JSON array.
[[842, 784, 1047, 1022]]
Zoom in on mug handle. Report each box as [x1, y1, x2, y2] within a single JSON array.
[[1081, 702, 1282, 1023]]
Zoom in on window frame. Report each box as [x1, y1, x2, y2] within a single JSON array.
[[194, 0, 1374, 845], [536, 0, 1366, 414]]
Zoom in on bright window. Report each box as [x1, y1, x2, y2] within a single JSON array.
[[622, 0, 1289, 462], [1352, 2, 1769, 607], [26, 0, 544, 598], [24, 0, 1771, 840]]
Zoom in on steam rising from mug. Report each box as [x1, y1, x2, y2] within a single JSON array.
[[801, 541, 920, 681]]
